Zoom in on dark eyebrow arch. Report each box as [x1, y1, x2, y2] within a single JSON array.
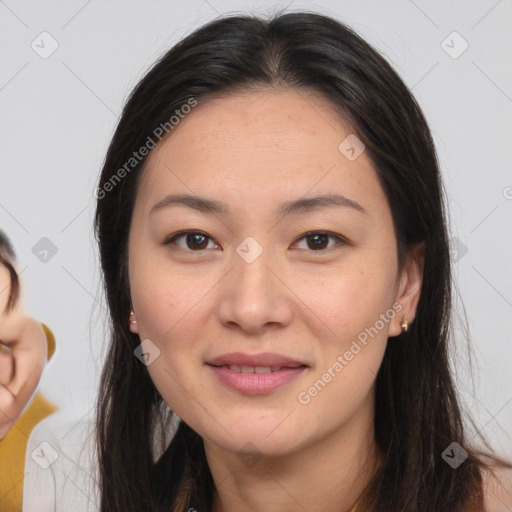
[[149, 193, 368, 217]]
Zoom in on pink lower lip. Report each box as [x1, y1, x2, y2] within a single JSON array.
[[207, 364, 307, 395]]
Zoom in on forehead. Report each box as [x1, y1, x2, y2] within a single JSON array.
[[138, 88, 388, 218]]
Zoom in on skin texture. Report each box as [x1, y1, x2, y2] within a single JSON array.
[[482, 461, 512, 512], [127, 88, 425, 512], [0, 263, 47, 440]]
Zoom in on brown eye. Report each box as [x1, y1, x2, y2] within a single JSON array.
[[294, 231, 346, 251], [164, 231, 218, 251], [163, 230, 346, 253], [306, 233, 329, 250]]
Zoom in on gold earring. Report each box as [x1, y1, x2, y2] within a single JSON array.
[[401, 315, 408, 332], [129, 310, 137, 324]]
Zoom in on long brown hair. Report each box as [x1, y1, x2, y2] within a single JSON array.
[[94, 11, 510, 511]]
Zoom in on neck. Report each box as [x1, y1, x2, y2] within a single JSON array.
[[204, 396, 381, 512]]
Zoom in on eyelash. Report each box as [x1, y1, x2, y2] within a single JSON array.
[[163, 230, 348, 253]]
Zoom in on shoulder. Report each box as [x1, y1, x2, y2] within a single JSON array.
[[481, 460, 512, 512], [22, 410, 99, 512], [40, 322, 56, 360]]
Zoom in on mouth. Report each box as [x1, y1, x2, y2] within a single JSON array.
[[206, 352, 309, 395], [208, 364, 302, 373]]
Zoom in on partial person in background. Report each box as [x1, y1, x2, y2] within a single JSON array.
[[0, 230, 58, 511]]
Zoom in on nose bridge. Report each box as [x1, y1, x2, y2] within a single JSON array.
[[233, 233, 275, 300], [217, 234, 292, 332]]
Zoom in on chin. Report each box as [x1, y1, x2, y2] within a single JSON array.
[[198, 413, 315, 459]]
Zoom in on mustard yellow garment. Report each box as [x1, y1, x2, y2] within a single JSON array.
[[0, 323, 58, 512]]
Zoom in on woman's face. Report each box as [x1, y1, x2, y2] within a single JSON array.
[[128, 88, 422, 458]]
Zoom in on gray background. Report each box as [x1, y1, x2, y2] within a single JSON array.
[[1, 0, 511, 459]]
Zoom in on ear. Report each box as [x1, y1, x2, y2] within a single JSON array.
[[129, 309, 139, 334], [388, 242, 425, 338]]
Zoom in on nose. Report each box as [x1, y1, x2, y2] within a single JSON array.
[[216, 240, 294, 335]]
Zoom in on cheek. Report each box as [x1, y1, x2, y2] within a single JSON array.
[[296, 256, 397, 341], [146, 360, 208, 433], [129, 260, 212, 418], [293, 271, 391, 425], [303, 256, 396, 409], [291, 253, 397, 404], [129, 246, 200, 338]]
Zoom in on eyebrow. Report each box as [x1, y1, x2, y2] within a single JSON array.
[[149, 193, 368, 217]]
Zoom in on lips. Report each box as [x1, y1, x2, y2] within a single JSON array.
[[206, 352, 308, 394], [206, 352, 307, 368], [221, 365, 286, 373]]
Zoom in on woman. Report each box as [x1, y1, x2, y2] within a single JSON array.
[[93, 11, 512, 512]]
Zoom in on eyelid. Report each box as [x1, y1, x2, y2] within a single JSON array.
[[163, 230, 219, 250], [163, 230, 348, 252], [293, 230, 348, 250]]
